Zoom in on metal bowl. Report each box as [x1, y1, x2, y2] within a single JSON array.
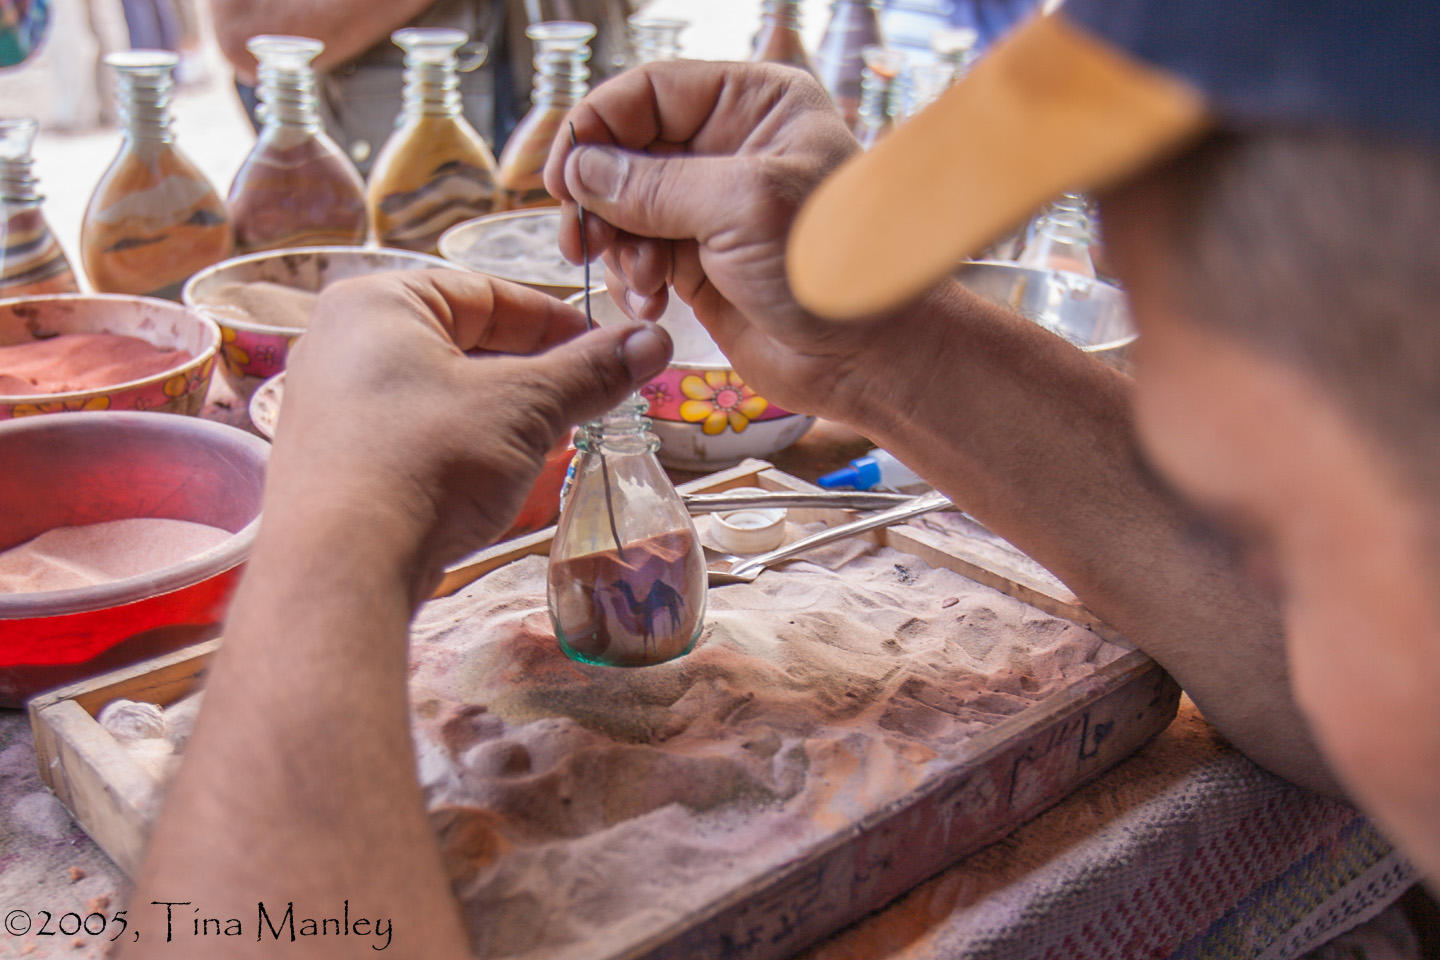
[[0, 294, 221, 421], [955, 261, 1135, 367], [0, 412, 269, 705], [182, 246, 456, 378]]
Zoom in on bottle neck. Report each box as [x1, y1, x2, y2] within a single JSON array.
[[577, 394, 658, 456], [531, 43, 591, 110], [630, 19, 685, 65], [256, 65, 322, 132], [117, 71, 175, 144], [1036, 193, 1092, 242], [0, 156, 41, 205], [761, 0, 803, 31], [403, 54, 463, 120], [857, 66, 896, 126]]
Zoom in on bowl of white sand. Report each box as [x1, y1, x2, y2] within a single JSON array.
[[182, 246, 456, 379], [438, 209, 588, 300], [0, 411, 269, 706], [566, 287, 815, 471], [0, 294, 221, 421]]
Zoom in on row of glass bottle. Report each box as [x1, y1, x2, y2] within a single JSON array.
[[0, 20, 609, 300]]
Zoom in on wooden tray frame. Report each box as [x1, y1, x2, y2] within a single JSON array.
[[29, 459, 1180, 959]]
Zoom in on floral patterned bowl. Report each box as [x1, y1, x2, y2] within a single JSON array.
[[566, 288, 815, 471], [0, 294, 220, 421], [182, 246, 456, 379]]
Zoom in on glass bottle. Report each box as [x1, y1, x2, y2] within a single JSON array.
[[0, 118, 79, 297], [227, 36, 368, 254], [366, 28, 499, 254], [1017, 193, 1098, 278], [752, 0, 814, 73], [547, 394, 707, 668], [495, 21, 595, 212], [628, 14, 687, 65], [854, 45, 906, 149], [81, 51, 233, 300], [814, 0, 883, 128], [930, 27, 979, 82]]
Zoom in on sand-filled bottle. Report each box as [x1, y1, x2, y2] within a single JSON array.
[[548, 393, 706, 668], [628, 14, 686, 65], [752, 0, 813, 73], [495, 21, 595, 212], [854, 45, 905, 149], [814, 0, 882, 128], [227, 36, 367, 253], [366, 28, 499, 253], [0, 119, 79, 297], [81, 51, 233, 299]]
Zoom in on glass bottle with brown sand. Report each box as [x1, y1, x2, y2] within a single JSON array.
[[366, 28, 499, 254], [548, 393, 707, 668], [81, 51, 233, 300], [227, 35, 368, 254], [496, 21, 596, 212], [0, 118, 79, 297], [752, 0, 814, 73], [814, 0, 883, 127]]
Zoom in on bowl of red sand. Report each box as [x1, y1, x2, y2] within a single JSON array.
[[183, 246, 456, 379], [0, 412, 268, 706], [0, 294, 220, 421]]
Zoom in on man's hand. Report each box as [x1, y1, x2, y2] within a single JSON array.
[[272, 270, 671, 599], [543, 61, 915, 421]]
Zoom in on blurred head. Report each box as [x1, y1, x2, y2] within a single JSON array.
[[1098, 128, 1440, 878]]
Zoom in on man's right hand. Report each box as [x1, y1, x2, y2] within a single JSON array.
[[543, 61, 922, 421]]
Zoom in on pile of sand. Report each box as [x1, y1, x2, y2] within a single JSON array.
[[0, 332, 192, 395], [0, 518, 232, 593]]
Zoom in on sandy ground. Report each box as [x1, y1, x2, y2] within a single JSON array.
[[3, 0, 839, 283]]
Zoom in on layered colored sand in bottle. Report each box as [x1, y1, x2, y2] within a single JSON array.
[[367, 28, 499, 254], [0, 119, 79, 298], [0, 332, 191, 394], [227, 36, 367, 254], [548, 394, 707, 667], [81, 51, 233, 300], [495, 21, 595, 212]]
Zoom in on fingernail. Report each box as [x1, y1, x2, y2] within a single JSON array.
[[574, 146, 626, 202], [620, 325, 670, 380], [625, 289, 648, 320]]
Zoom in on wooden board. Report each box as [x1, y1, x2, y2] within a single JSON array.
[[29, 460, 1180, 958]]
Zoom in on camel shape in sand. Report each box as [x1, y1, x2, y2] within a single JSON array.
[[607, 577, 686, 653]]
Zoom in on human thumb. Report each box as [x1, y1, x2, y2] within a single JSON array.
[[566, 146, 740, 241], [523, 322, 672, 429]]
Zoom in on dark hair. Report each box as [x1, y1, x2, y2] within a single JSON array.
[[1151, 129, 1440, 470]]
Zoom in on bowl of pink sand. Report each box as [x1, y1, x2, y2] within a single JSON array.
[[0, 294, 221, 421], [182, 246, 457, 379], [0, 411, 269, 706]]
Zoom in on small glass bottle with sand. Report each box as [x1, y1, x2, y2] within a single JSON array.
[[367, 28, 499, 254], [81, 51, 234, 299], [495, 21, 596, 212], [814, 0, 883, 128], [227, 35, 368, 254], [628, 14, 687, 65], [548, 394, 706, 668], [0, 118, 79, 297], [853, 45, 906, 149], [752, 0, 814, 73]]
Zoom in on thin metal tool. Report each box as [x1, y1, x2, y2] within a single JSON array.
[[570, 122, 625, 556]]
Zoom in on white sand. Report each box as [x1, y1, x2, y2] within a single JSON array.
[[0, 518, 233, 593], [119, 521, 1123, 960]]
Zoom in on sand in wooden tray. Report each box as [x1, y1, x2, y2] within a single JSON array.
[[115, 519, 1125, 960], [0, 333, 191, 394], [0, 518, 232, 593]]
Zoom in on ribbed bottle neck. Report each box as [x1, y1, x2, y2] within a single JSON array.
[[630, 17, 685, 65], [1037, 193, 1092, 240], [117, 70, 175, 143], [0, 157, 40, 205], [578, 394, 658, 455], [257, 65, 322, 132], [857, 66, 896, 125], [531, 42, 591, 109], [761, 0, 803, 31], [403, 55, 463, 119]]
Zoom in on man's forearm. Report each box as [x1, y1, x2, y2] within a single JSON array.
[[849, 281, 1340, 794], [210, 0, 436, 82], [119, 498, 469, 959]]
